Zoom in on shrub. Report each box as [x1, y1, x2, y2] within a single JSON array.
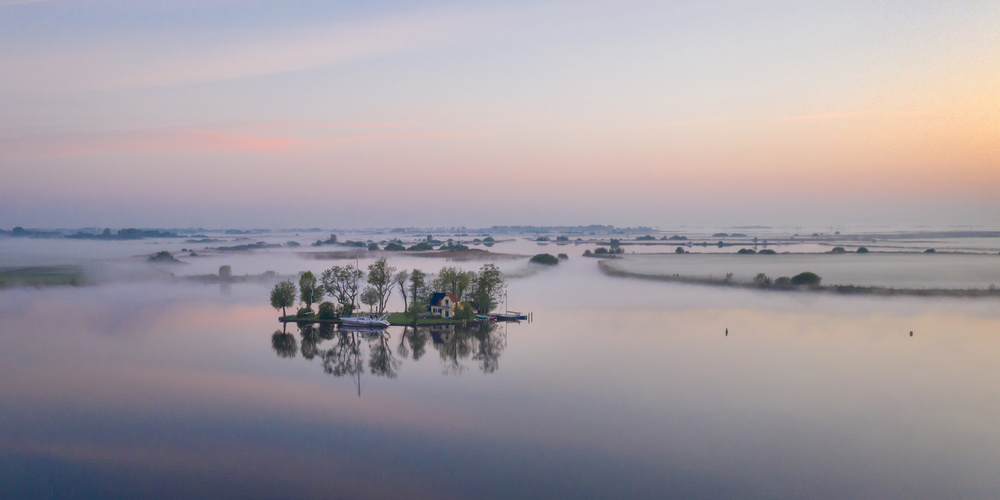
[[557, 253, 568, 260], [831, 247, 847, 254], [675, 246, 685, 254], [384, 242, 405, 251], [530, 253, 559, 265], [790, 272, 822, 287], [148, 251, 179, 263], [636, 235, 656, 241], [775, 276, 792, 286], [296, 307, 314, 318], [317, 301, 337, 319], [758, 249, 776, 255], [857, 247, 869, 253], [286, 241, 301, 247], [408, 242, 433, 251], [737, 248, 755, 254], [454, 302, 475, 320], [583, 249, 593, 256], [924, 248, 936, 253], [594, 247, 609, 255], [367, 242, 380, 250], [753, 273, 772, 286]]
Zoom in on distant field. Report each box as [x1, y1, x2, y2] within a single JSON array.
[[604, 253, 1000, 290], [0, 266, 86, 287]]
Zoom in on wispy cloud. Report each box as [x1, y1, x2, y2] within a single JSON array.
[[779, 111, 860, 121], [1, 121, 496, 158], [0, 5, 522, 92]]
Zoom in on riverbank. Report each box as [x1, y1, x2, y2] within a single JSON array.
[[279, 312, 480, 326], [598, 259, 1000, 298]]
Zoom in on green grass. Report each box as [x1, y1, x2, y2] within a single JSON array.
[[279, 311, 479, 325], [0, 266, 86, 287]]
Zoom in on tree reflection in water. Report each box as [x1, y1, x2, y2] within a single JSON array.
[[271, 324, 298, 359], [367, 331, 400, 378], [298, 323, 319, 360], [320, 331, 361, 378], [267, 322, 511, 391], [430, 323, 506, 375], [397, 327, 428, 361]]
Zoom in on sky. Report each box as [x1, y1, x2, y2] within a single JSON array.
[[1, 0, 998, 230]]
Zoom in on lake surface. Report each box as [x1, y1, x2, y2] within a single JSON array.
[[2, 233, 1000, 498]]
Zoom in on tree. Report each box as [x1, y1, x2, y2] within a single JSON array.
[[394, 270, 410, 311], [299, 271, 323, 308], [791, 272, 822, 287], [529, 253, 559, 265], [432, 266, 474, 301], [270, 280, 296, 317], [753, 273, 772, 286], [454, 302, 475, 320], [360, 286, 379, 312], [320, 265, 363, 315], [409, 269, 428, 310], [317, 301, 338, 319], [470, 263, 506, 314], [219, 265, 232, 279], [366, 257, 396, 314]]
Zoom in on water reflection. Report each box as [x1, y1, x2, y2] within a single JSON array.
[[271, 322, 510, 390], [270, 323, 297, 359]]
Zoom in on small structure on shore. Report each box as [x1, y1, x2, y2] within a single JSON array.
[[429, 292, 457, 319]]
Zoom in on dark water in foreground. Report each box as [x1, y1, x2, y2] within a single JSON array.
[[2, 253, 1000, 499]]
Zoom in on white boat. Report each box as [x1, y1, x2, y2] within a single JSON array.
[[340, 313, 390, 329]]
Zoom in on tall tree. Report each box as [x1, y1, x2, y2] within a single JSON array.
[[299, 271, 323, 308], [366, 257, 396, 314], [470, 263, 506, 314], [432, 266, 474, 301], [394, 269, 410, 312], [409, 269, 428, 309], [269, 280, 296, 317], [320, 265, 363, 314]]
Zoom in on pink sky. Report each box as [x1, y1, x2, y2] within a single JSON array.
[[1, 0, 997, 229]]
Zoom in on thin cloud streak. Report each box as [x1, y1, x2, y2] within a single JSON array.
[[0, 6, 522, 93], [1, 122, 497, 158]]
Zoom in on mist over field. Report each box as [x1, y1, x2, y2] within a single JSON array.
[[3, 0, 999, 497]]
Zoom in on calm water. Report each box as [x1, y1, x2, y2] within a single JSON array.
[[2, 234, 1000, 498]]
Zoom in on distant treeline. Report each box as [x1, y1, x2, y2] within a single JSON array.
[[67, 228, 179, 240]]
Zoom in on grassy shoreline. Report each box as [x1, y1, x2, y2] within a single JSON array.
[[279, 312, 477, 326], [597, 260, 1000, 298]]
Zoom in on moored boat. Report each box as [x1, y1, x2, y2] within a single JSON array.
[[341, 313, 389, 329]]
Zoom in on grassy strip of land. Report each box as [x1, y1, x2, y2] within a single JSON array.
[[0, 266, 88, 287], [279, 312, 477, 325], [597, 260, 1000, 298]]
